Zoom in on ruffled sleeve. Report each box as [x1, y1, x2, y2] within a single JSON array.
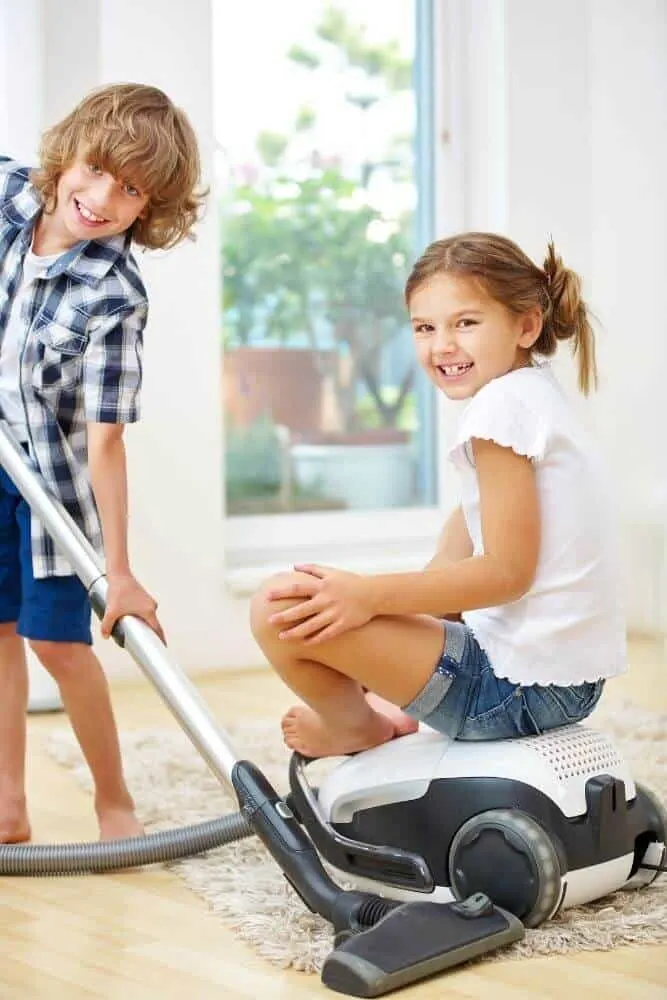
[[448, 375, 548, 470]]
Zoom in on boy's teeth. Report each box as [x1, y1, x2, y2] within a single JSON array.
[[77, 201, 105, 222]]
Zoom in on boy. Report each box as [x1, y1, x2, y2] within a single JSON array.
[[0, 83, 206, 841]]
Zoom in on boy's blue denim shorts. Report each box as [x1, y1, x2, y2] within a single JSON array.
[[0, 464, 92, 645], [403, 619, 604, 741]]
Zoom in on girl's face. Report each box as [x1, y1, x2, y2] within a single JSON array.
[[409, 272, 542, 400], [39, 158, 149, 252]]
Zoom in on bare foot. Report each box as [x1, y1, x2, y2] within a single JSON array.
[[282, 704, 400, 758], [0, 800, 31, 844], [97, 805, 144, 841], [364, 692, 419, 738]]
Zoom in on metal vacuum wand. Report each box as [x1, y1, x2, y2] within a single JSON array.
[[0, 420, 239, 790]]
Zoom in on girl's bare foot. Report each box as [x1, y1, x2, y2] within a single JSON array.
[[0, 799, 31, 844], [281, 695, 418, 758], [282, 705, 395, 757], [364, 692, 419, 737], [97, 804, 144, 841]]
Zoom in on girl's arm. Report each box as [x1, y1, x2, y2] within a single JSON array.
[[267, 439, 540, 642], [426, 505, 474, 569], [425, 505, 474, 621], [369, 438, 540, 617]]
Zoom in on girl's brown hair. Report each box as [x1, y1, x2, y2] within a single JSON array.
[[31, 83, 207, 250], [405, 232, 597, 394]]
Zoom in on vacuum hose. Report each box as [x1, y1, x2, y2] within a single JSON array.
[[0, 420, 260, 877], [0, 813, 254, 876]]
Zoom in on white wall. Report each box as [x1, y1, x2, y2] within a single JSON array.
[[589, 0, 667, 629], [447, 0, 667, 632], [1, 0, 258, 681]]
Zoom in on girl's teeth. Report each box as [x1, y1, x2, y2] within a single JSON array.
[[442, 363, 472, 376]]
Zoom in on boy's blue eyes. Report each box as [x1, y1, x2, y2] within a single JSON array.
[[85, 164, 141, 197]]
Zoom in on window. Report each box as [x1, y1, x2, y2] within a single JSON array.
[[215, 1, 437, 526]]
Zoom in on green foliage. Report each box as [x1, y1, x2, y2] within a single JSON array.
[[224, 415, 282, 500], [222, 4, 415, 431], [316, 5, 411, 89]]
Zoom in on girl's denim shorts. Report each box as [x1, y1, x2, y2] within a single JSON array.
[[403, 620, 604, 741]]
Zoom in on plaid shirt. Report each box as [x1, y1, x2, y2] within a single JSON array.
[[0, 157, 147, 578]]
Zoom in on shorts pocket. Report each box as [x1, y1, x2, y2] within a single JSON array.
[[458, 671, 540, 741], [539, 682, 602, 723], [521, 681, 604, 735]]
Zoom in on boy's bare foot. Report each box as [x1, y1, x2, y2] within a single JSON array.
[[97, 805, 144, 841], [0, 801, 31, 844]]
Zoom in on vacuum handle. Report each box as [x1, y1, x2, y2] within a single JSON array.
[[0, 420, 241, 789], [232, 759, 346, 920]]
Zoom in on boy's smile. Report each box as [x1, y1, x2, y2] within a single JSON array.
[[33, 159, 149, 255], [409, 273, 542, 400]]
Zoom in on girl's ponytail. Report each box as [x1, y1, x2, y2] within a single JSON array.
[[406, 232, 598, 395], [538, 241, 597, 395]]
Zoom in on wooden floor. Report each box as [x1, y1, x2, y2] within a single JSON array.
[[1, 638, 665, 999]]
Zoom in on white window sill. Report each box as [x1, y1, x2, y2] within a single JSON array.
[[225, 506, 443, 597]]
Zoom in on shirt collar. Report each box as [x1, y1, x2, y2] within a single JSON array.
[[17, 215, 132, 287], [2, 167, 134, 286]]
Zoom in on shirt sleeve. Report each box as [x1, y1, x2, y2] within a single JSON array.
[[448, 377, 547, 470], [0, 158, 32, 213], [82, 302, 147, 423]]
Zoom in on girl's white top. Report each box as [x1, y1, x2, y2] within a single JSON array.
[[450, 364, 627, 686]]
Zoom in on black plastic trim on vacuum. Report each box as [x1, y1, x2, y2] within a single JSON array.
[[325, 774, 660, 890], [289, 753, 435, 892]]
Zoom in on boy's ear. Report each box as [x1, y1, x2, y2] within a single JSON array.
[[517, 307, 543, 349]]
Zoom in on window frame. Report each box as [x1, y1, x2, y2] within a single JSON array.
[[224, 0, 463, 592]]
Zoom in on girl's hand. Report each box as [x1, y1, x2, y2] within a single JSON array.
[[267, 564, 376, 643], [102, 572, 166, 644]]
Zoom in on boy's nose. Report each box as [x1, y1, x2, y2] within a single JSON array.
[[91, 176, 115, 208]]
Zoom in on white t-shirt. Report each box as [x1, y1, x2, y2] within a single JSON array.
[[449, 364, 627, 686], [0, 248, 61, 442]]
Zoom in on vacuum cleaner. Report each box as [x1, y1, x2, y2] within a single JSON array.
[[0, 419, 664, 997]]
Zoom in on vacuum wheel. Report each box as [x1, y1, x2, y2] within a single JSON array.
[[448, 808, 563, 928], [630, 783, 667, 887], [635, 782, 667, 842]]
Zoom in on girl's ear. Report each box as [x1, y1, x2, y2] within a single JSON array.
[[517, 307, 543, 349]]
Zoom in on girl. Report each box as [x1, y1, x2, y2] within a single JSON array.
[[250, 233, 626, 757]]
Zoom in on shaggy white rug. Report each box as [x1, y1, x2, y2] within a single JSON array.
[[45, 698, 667, 972]]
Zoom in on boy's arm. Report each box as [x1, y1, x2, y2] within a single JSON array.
[[87, 422, 165, 642], [370, 439, 540, 617], [82, 302, 165, 641]]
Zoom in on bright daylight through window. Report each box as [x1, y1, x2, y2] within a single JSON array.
[[215, 1, 435, 516]]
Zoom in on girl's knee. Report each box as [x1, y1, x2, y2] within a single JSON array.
[[249, 571, 303, 642]]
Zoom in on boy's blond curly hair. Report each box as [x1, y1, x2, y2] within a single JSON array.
[[31, 83, 207, 250]]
